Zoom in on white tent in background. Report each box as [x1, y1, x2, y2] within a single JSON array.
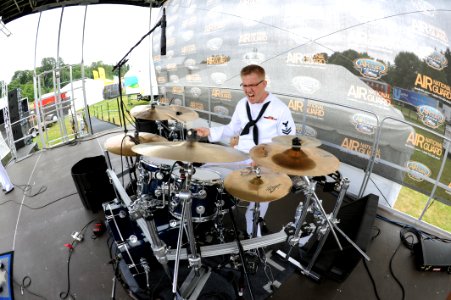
[[61, 78, 105, 111]]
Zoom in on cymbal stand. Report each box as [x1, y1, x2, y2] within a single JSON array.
[[172, 163, 208, 299], [228, 206, 255, 300], [278, 176, 369, 280]]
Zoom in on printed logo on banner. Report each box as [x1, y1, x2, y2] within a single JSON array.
[[406, 161, 431, 182], [295, 124, 318, 137], [184, 59, 198, 70], [341, 137, 381, 158], [166, 63, 177, 71], [243, 49, 265, 64], [425, 50, 448, 70], [204, 22, 226, 33], [291, 76, 321, 94], [351, 113, 377, 135], [347, 85, 391, 108], [189, 101, 205, 110], [207, 38, 224, 51], [414, 73, 451, 101], [211, 72, 227, 85], [239, 31, 268, 45], [406, 131, 443, 159], [170, 75, 180, 83], [354, 59, 387, 80], [416, 105, 445, 129], [181, 45, 197, 55], [211, 89, 232, 101], [172, 87, 184, 95], [157, 76, 167, 84], [412, 19, 448, 46], [190, 87, 202, 98], [287, 52, 327, 65], [288, 99, 325, 119], [213, 106, 230, 117], [206, 55, 230, 65], [186, 74, 202, 83]]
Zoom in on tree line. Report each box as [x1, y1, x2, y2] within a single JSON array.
[[3, 57, 129, 102]]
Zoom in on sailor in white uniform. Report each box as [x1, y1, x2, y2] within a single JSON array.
[[0, 161, 14, 194], [197, 64, 295, 236]]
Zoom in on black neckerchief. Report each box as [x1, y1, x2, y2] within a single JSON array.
[[240, 100, 271, 145]]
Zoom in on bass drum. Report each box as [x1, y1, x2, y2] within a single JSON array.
[[169, 167, 224, 222]]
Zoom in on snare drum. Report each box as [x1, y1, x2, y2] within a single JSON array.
[[170, 167, 224, 222]]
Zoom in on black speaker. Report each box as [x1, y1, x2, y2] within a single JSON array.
[[7, 88, 21, 122], [11, 123, 25, 149], [71, 155, 116, 213], [301, 193, 379, 282]]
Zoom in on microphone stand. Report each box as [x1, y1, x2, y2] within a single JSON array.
[[112, 15, 164, 135]]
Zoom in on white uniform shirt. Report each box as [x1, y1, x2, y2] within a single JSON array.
[[208, 93, 295, 153]]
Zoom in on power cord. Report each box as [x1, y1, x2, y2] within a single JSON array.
[[0, 192, 77, 209], [0, 264, 48, 300], [59, 218, 97, 300], [361, 226, 382, 300], [13, 183, 47, 197]]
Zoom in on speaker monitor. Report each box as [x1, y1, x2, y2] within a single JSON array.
[[11, 123, 25, 149], [302, 193, 379, 282], [7, 89, 21, 122]]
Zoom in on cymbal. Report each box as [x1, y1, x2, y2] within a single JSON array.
[[105, 132, 168, 156], [250, 143, 340, 176], [131, 141, 248, 163], [165, 105, 199, 122], [130, 105, 172, 121], [272, 135, 321, 148], [224, 167, 292, 202], [130, 104, 199, 122]]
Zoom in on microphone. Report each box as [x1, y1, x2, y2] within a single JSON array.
[[160, 8, 167, 56]]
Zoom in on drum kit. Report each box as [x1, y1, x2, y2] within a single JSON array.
[[102, 104, 370, 299]]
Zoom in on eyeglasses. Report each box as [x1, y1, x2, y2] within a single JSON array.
[[240, 79, 264, 88]]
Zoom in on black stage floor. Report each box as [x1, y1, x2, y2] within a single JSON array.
[[0, 122, 450, 300]]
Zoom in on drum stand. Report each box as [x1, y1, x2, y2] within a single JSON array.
[[277, 176, 370, 281], [172, 163, 210, 299]]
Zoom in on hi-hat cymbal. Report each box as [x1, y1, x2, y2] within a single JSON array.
[[130, 105, 172, 121], [272, 135, 321, 148], [165, 105, 199, 122], [105, 132, 168, 156], [131, 141, 248, 163], [224, 167, 292, 202], [250, 143, 340, 176]]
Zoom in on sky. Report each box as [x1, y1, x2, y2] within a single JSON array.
[[0, 4, 161, 83]]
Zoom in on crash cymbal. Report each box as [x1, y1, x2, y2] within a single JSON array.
[[105, 132, 168, 156], [224, 167, 292, 202], [272, 135, 321, 148], [130, 105, 172, 121], [165, 105, 199, 122], [131, 141, 248, 163], [250, 143, 339, 176]]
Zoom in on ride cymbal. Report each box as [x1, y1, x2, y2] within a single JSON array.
[[165, 105, 199, 122], [250, 143, 340, 176], [105, 132, 168, 156], [272, 135, 321, 148], [224, 167, 292, 202], [131, 141, 248, 163], [130, 105, 172, 121]]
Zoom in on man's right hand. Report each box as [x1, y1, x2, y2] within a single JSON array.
[[196, 127, 210, 138]]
